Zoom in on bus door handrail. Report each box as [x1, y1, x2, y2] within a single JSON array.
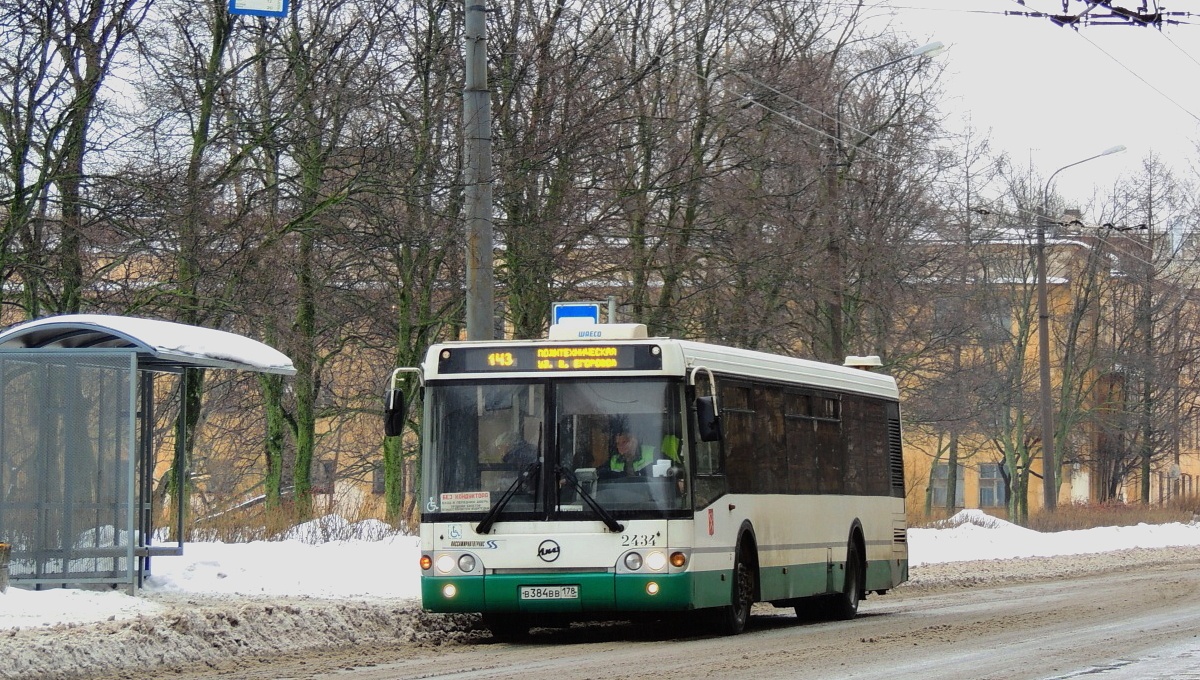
[[688, 365, 718, 414], [387, 367, 423, 410]]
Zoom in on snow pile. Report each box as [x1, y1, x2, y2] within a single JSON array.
[[0, 588, 163, 629], [142, 534, 422, 599], [908, 509, 1200, 566], [2, 510, 1200, 679]]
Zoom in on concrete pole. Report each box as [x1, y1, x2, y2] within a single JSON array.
[[1036, 216, 1057, 512], [1038, 145, 1124, 513], [463, 2, 494, 340]]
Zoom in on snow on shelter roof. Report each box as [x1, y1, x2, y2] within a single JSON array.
[[0, 314, 295, 375]]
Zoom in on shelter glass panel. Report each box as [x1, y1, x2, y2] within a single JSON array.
[[0, 351, 137, 587]]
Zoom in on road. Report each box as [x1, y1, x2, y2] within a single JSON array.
[[106, 559, 1200, 680]]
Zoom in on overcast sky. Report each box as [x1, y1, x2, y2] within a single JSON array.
[[875, 0, 1200, 211]]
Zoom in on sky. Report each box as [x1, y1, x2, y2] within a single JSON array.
[[4, 510, 1200, 630], [875, 0, 1200, 210]]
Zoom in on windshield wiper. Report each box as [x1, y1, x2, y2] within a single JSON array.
[[476, 461, 540, 535], [557, 465, 624, 533]]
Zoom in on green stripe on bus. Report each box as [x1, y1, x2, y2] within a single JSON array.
[[422, 572, 701, 613], [757, 562, 832, 600], [421, 559, 908, 615]]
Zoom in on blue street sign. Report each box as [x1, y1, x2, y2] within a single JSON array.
[[229, 0, 289, 17], [552, 302, 601, 325]]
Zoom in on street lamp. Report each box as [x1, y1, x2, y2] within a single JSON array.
[[826, 40, 944, 360], [834, 41, 945, 161], [1038, 144, 1125, 512]]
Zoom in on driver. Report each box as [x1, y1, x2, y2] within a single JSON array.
[[599, 428, 654, 477]]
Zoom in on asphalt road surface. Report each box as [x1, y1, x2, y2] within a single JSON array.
[[144, 558, 1200, 680]]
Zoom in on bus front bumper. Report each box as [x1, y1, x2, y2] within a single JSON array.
[[422, 571, 696, 613]]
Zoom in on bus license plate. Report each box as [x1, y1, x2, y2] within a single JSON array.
[[520, 585, 579, 600]]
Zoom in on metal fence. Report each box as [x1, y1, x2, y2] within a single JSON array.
[[0, 350, 137, 589]]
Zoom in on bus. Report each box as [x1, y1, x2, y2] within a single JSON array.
[[384, 322, 908, 637]]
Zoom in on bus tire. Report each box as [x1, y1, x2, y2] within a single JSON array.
[[482, 613, 530, 642], [829, 539, 862, 621], [715, 546, 755, 635]]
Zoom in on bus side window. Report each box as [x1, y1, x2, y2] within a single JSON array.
[[695, 435, 722, 476], [690, 381, 726, 508], [691, 379, 724, 475]]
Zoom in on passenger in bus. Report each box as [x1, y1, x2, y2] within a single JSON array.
[[493, 431, 537, 465]]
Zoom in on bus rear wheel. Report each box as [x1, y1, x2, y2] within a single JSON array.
[[828, 540, 862, 620], [715, 552, 755, 635]]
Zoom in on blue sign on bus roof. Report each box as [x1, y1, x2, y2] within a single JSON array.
[[552, 302, 601, 325], [229, 0, 289, 17]]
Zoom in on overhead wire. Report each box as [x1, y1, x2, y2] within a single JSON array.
[[722, 69, 894, 154], [1158, 29, 1200, 71], [705, 65, 936, 171], [1072, 30, 1200, 125]]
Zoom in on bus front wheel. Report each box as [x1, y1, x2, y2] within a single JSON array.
[[715, 551, 755, 635]]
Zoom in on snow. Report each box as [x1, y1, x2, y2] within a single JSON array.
[[4, 509, 1200, 631], [0, 313, 295, 374], [908, 509, 1200, 565]]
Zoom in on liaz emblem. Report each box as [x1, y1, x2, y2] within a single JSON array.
[[537, 539, 561, 562]]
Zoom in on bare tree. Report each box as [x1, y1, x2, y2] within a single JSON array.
[[0, 0, 147, 316], [1089, 155, 1199, 502]]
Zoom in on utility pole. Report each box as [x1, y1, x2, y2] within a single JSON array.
[[828, 41, 944, 362], [1037, 145, 1125, 513], [1139, 200, 1154, 504], [463, 2, 494, 340], [1036, 211, 1057, 512]]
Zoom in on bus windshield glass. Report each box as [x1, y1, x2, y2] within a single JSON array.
[[422, 379, 688, 518]]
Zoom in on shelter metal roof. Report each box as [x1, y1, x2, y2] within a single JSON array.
[[0, 314, 296, 375]]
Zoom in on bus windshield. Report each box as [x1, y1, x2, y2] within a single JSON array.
[[422, 379, 688, 519]]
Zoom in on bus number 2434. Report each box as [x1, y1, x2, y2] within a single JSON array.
[[621, 534, 657, 547]]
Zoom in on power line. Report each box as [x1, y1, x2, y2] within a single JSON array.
[[1073, 30, 1200, 124], [1159, 29, 1200, 70]]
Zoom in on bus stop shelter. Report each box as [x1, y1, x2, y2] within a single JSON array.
[[0, 314, 295, 591]]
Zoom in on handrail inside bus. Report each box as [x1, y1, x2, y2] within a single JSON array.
[[688, 365, 718, 413]]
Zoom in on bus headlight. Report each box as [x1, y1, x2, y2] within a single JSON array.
[[435, 554, 456, 574], [646, 551, 667, 571], [458, 554, 477, 572], [442, 583, 458, 598], [670, 552, 688, 568], [624, 552, 643, 570], [646, 581, 660, 595]]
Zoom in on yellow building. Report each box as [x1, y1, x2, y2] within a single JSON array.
[[901, 219, 1200, 521]]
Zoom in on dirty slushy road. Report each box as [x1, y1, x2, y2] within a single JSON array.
[[147, 554, 1200, 680]]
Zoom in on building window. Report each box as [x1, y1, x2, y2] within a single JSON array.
[[979, 462, 1006, 507], [931, 463, 965, 508], [975, 297, 1013, 347], [372, 463, 386, 495], [311, 459, 336, 495]]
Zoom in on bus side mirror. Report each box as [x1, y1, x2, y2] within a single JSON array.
[[384, 389, 406, 437], [695, 396, 722, 442]]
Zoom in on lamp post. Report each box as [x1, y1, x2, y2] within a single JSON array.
[[463, 0, 494, 340], [1037, 144, 1125, 512], [834, 41, 945, 161], [825, 40, 944, 360]]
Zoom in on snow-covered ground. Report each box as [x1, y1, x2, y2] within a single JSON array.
[[5, 509, 1200, 631]]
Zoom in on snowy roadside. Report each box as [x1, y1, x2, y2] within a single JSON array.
[[6, 544, 1200, 680]]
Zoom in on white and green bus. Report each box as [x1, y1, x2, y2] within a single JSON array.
[[385, 323, 908, 637]]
